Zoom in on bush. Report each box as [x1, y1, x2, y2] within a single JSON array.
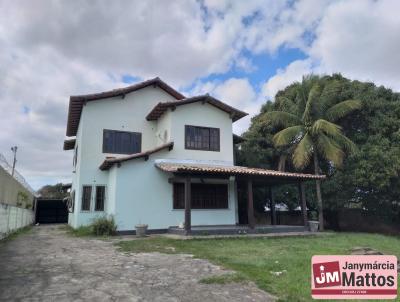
[[91, 216, 117, 236]]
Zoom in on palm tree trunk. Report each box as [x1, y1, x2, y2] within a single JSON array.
[[313, 152, 324, 230], [278, 154, 287, 171]]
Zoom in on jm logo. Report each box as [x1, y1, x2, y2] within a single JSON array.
[[313, 261, 342, 288], [315, 265, 339, 284]]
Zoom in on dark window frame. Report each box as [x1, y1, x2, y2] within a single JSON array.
[[173, 182, 228, 209], [81, 185, 92, 212], [94, 185, 106, 212], [185, 125, 220, 151], [102, 129, 142, 155]]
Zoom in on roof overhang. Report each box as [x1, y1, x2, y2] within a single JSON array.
[[146, 95, 248, 122], [63, 138, 76, 150], [66, 78, 185, 137], [156, 162, 325, 184], [99, 142, 174, 171]]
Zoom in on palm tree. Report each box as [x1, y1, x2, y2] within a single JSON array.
[[264, 75, 362, 230]]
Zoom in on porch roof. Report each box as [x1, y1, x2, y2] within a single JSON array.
[[99, 142, 174, 170], [63, 138, 76, 150], [155, 162, 325, 181]]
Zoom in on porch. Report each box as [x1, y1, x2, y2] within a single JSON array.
[[168, 224, 308, 236], [156, 161, 326, 235]]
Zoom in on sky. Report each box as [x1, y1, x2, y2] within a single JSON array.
[[0, 0, 399, 190]]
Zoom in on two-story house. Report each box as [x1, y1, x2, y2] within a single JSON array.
[[64, 78, 323, 234]]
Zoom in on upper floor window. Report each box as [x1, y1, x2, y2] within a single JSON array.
[[185, 125, 220, 151], [103, 129, 141, 155]]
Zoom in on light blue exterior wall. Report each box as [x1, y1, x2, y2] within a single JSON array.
[[111, 153, 237, 231], [67, 84, 240, 230]]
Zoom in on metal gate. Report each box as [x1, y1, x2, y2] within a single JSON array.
[[36, 199, 68, 223]]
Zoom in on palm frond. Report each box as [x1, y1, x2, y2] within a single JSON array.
[[262, 111, 301, 128], [311, 119, 342, 138], [325, 99, 362, 122], [302, 83, 322, 123], [276, 96, 298, 115], [316, 133, 345, 167], [335, 132, 358, 155], [292, 133, 313, 169], [273, 125, 304, 147], [296, 84, 308, 114], [320, 80, 342, 111]]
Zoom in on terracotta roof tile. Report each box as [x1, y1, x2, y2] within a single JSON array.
[[146, 95, 248, 122], [99, 142, 174, 170], [155, 162, 325, 180], [66, 78, 185, 137]]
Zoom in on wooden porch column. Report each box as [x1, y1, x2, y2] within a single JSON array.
[[298, 182, 308, 227], [247, 179, 255, 229], [184, 176, 191, 235], [269, 186, 277, 225]]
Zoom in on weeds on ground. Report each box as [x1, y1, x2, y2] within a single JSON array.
[[61, 216, 117, 237], [0, 226, 32, 244]]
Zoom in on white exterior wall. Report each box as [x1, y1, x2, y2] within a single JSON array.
[[68, 85, 239, 230], [164, 102, 234, 164]]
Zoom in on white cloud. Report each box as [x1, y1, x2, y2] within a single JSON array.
[[190, 78, 259, 134], [0, 0, 399, 189], [257, 0, 400, 107], [261, 59, 314, 99], [310, 0, 400, 90]]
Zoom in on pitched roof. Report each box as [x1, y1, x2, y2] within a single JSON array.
[[63, 138, 76, 150], [66, 78, 185, 136], [155, 162, 326, 181], [146, 95, 248, 122], [99, 142, 174, 171]]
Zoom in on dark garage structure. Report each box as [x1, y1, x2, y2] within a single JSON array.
[[36, 198, 68, 224]]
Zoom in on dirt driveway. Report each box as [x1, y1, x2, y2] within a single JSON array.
[[0, 225, 275, 302]]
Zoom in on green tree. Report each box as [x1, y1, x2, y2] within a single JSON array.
[[263, 75, 362, 230], [238, 74, 400, 232], [37, 183, 69, 199]]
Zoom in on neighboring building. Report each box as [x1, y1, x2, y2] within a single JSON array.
[[64, 78, 323, 233], [0, 153, 36, 208]]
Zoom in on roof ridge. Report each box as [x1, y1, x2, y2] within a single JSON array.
[[146, 94, 248, 122], [66, 78, 185, 136]]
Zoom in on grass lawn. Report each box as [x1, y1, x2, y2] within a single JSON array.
[[117, 233, 400, 302]]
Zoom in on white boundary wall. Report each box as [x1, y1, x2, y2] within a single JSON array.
[[0, 203, 34, 240]]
